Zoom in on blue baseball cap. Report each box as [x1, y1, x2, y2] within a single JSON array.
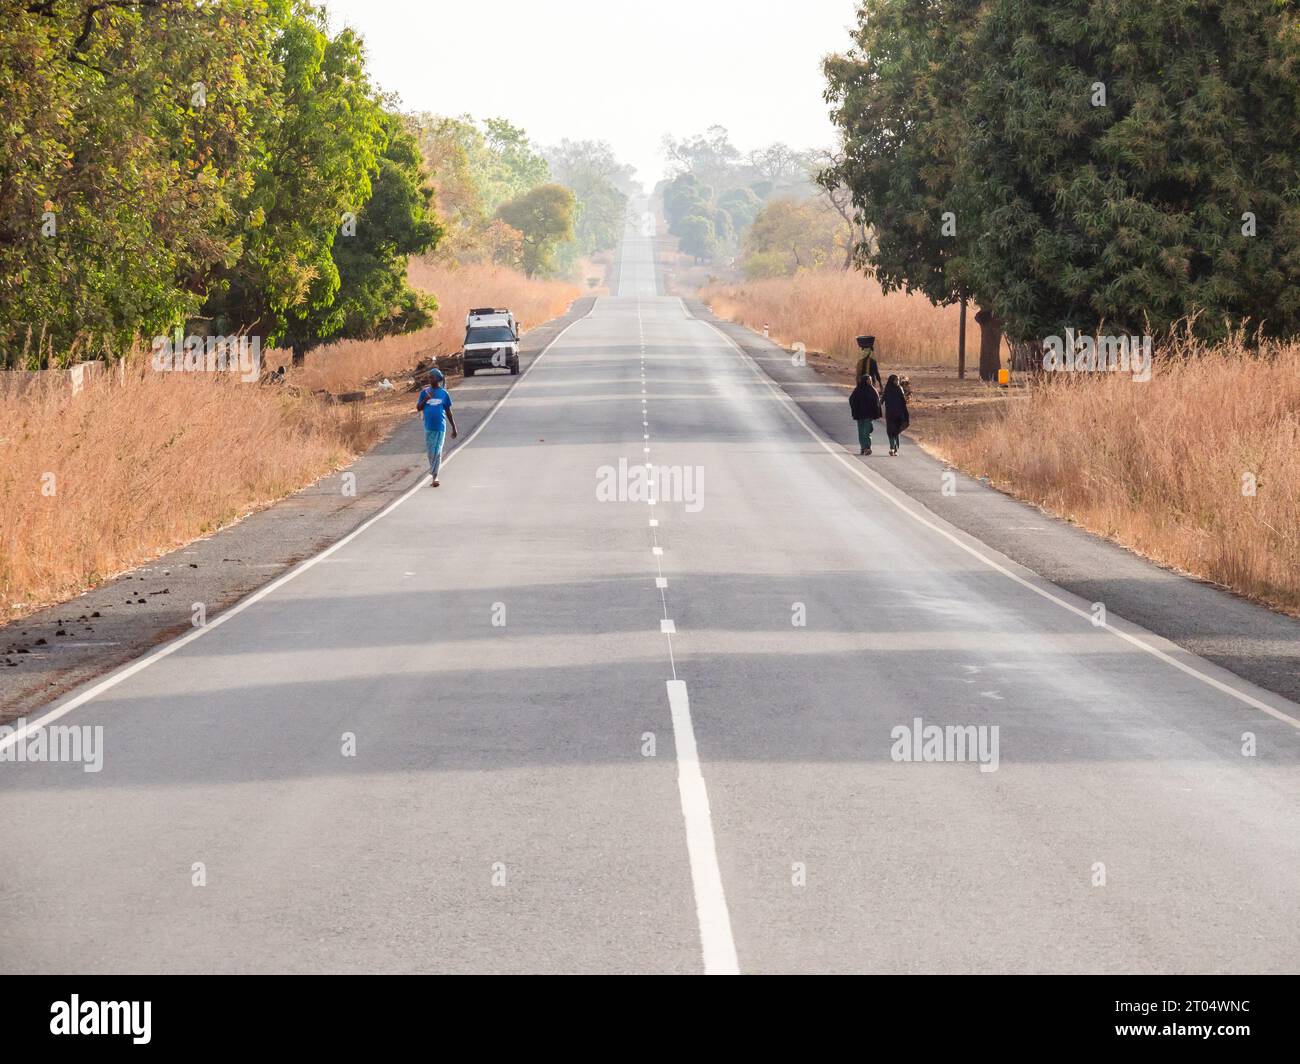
[[429, 367, 445, 383]]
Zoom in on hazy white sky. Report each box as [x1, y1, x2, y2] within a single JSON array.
[[323, 0, 860, 187]]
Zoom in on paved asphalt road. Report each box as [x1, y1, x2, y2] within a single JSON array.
[[1, 212, 1297, 974]]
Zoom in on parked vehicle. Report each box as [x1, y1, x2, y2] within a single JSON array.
[[463, 307, 520, 376]]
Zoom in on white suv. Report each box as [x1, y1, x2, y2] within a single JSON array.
[[462, 308, 520, 377]]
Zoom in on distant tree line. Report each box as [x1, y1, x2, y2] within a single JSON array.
[[657, 126, 863, 276]]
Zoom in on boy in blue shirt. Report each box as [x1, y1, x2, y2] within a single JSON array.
[[416, 368, 458, 487]]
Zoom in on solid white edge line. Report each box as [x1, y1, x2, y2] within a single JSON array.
[[666, 679, 739, 975], [0, 306, 594, 753], [697, 310, 1300, 732]]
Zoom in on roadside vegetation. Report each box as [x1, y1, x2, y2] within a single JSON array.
[[700, 271, 965, 368], [1, 2, 440, 365], [657, 128, 828, 265], [928, 340, 1300, 616], [0, 1, 628, 618], [814, 0, 1300, 614], [822, 0, 1300, 372], [0, 367, 376, 618]]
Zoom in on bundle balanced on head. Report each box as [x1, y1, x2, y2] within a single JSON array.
[[854, 334, 882, 391]]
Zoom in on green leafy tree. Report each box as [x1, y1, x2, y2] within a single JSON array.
[[292, 113, 442, 345], [959, 0, 1300, 346], [663, 173, 712, 233], [0, 1, 448, 365], [0, 0, 280, 363], [481, 117, 550, 207], [420, 115, 548, 213], [678, 214, 717, 263], [495, 184, 576, 276], [718, 188, 762, 231], [206, 3, 388, 352], [662, 125, 741, 191], [823, 0, 984, 363], [825, 0, 1300, 379], [409, 113, 491, 260], [408, 112, 552, 264]]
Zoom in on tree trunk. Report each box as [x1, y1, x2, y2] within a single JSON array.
[[974, 306, 1002, 382], [957, 297, 967, 379]]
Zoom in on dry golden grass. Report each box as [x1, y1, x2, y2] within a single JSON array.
[[288, 261, 580, 395], [0, 365, 376, 618], [285, 329, 439, 396], [407, 258, 580, 351], [701, 269, 970, 368], [926, 341, 1300, 615]]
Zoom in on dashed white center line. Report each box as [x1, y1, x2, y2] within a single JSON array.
[[666, 680, 739, 975], [637, 298, 739, 976]]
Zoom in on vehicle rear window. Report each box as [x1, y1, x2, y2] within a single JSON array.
[[466, 326, 514, 344]]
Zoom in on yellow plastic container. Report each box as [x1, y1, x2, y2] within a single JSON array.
[[998, 367, 1011, 386]]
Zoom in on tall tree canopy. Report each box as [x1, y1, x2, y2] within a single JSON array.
[[825, 0, 1300, 377], [205, 3, 390, 348], [0, 0, 282, 360], [0, 0, 441, 366], [288, 113, 442, 347]]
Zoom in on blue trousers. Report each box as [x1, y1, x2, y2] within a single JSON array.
[[425, 427, 446, 479]]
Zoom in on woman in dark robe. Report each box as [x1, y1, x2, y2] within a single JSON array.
[[881, 374, 910, 456], [849, 374, 883, 455]]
